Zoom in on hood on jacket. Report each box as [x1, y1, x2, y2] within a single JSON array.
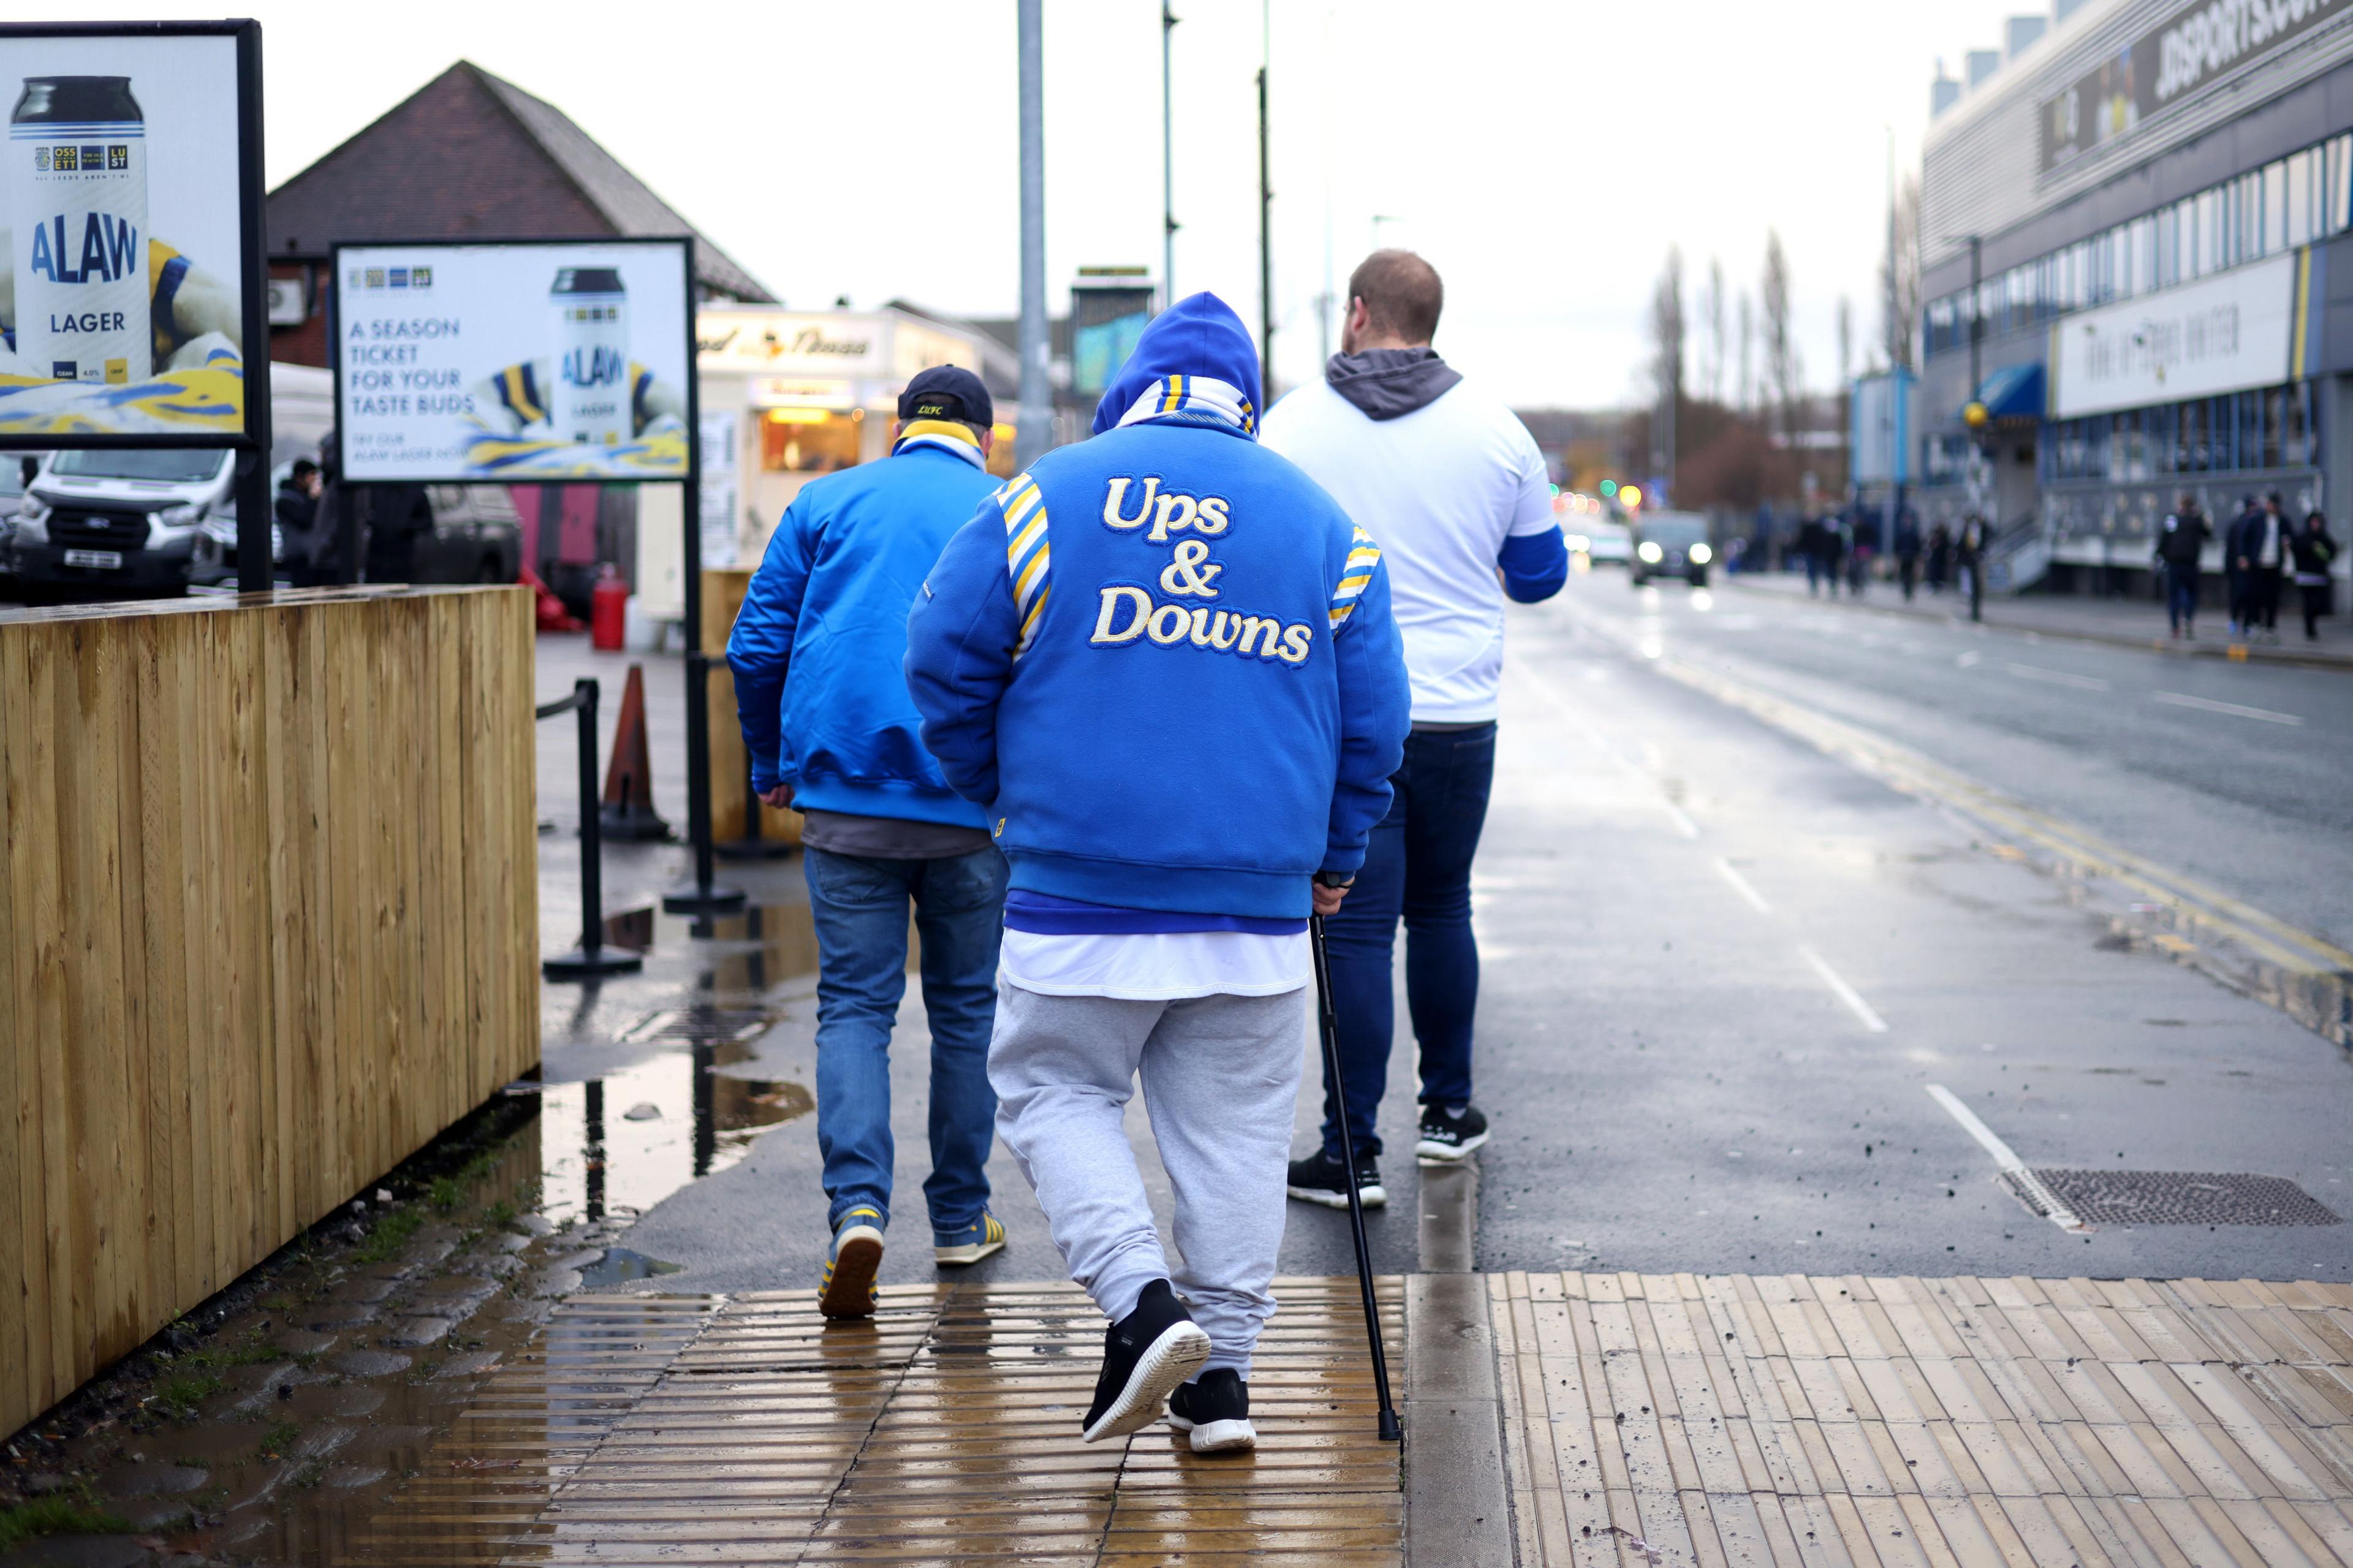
[[1325, 347, 1462, 421], [1091, 291, 1264, 437]]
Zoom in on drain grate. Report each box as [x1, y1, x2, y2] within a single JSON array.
[[2002, 1168, 2340, 1227]]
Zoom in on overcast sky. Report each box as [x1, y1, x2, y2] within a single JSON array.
[[61, 0, 2033, 408]]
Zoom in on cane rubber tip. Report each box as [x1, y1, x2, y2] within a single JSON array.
[[1379, 1410, 1403, 1442]]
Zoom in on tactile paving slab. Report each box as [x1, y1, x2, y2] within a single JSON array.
[[341, 1276, 1405, 1566], [1491, 1270, 2353, 1568]]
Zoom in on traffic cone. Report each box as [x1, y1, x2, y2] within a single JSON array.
[[598, 663, 673, 841]]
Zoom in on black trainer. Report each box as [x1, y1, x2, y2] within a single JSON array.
[[1285, 1148, 1385, 1210], [1416, 1103, 1489, 1162], [1082, 1279, 1211, 1444], [1167, 1367, 1256, 1454]]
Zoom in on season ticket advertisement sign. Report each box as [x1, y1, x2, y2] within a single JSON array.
[[0, 25, 255, 440], [333, 238, 692, 482]]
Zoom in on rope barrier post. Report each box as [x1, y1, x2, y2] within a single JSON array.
[[718, 741, 795, 860], [545, 677, 642, 979]]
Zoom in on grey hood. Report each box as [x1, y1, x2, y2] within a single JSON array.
[[1325, 347, 1462, 421]]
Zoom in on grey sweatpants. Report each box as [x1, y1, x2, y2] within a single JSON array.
[[987, 980, 1307, 1379]]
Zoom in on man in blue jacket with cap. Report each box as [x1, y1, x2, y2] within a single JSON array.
[[907, 294, 1410, 1453], [729, 365, 1010, 1320]]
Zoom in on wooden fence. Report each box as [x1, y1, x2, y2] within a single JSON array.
[[0, 586, 539, 1437]]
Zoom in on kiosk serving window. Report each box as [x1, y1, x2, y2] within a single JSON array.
[[759, 407, 859, 474]]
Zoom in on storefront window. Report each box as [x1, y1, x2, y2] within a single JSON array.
[[2287, 149, 2314, 247], [759, 408, 862, 474]]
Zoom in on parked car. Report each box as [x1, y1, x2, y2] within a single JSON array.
[[1629, 511, 1715, 587], [9, 447, 242, 598], [411, 483, 523, 583], [1576, 519, 1633, 567]]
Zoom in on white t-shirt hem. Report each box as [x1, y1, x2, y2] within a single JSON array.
[[1000, 972, 1309, 1001]]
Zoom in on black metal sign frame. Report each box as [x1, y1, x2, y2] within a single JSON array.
[[0, 20, 270, 586]]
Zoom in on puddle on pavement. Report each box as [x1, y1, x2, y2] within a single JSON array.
[[576, 1247, 686, 1288], [539, 1060, 813, 1225]]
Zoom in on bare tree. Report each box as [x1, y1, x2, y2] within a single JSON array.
[[1836, 295, 1853, 390], [1882, 172, 1921, 371], [1703, 257, 1726, 405], [1650, 246, 1686, 484], [1737, 292, 1754, 414], [1762, 230, 1799, 442]]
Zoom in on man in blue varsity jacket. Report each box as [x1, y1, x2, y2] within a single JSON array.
[[906, 293, 1410, 1454], [729, 366, 1011, 1322]]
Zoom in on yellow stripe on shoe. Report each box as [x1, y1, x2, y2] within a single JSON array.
[[820, 1209, 884, 1319], [934, 1211, 1006, 1267]]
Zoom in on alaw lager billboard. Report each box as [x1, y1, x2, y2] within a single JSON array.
[[0, 23, 259, 441]]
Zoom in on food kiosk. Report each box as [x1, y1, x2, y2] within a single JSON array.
[[634, 305, 1011, 621]]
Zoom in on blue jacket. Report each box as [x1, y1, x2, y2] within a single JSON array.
[[728, 438, 999, 827], [904, 293, 1411, 920]]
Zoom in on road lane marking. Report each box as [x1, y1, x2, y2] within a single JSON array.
[[1924, 1083, 2089, 1233], [1514, 662, 1701, 839], [1713, 857, 1772, 915], [2151, 690, 2304, 725], [1798, 945, 1887, 1032], [1601, 635, 2353, 979], [2002, 661, 2111, 691]]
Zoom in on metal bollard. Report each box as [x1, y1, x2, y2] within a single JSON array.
[[542, 678, 642, 979], [716, 740, 795, 860]]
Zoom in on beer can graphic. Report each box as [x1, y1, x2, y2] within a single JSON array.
[[550, 267, 629, 445], [11, 76, 148, 385]]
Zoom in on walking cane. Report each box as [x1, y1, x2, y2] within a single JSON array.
[[1310, 912, 1403, 1443]]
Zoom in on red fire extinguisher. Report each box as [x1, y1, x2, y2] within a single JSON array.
[[590, 564, 630, 652]]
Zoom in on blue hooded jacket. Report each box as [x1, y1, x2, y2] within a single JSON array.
[[904, 293, 1411, 920], [728, 434, 999, 827]]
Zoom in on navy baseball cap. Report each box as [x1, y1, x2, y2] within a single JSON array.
[[898, 366, 993, 427]]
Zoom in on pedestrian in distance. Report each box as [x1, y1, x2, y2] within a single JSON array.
[[2238, 490, 2288, 642], [1260, 249, 1567, 1206], [1824, 515, 1848, 597], [2224, 492, 2261, 636], [1955, 513, 1987, 622], [1893, 509, 1922, 602], [362, 483, 433, 585], [907, 294, 1410, 1455], [275, 458, 325, 587], [304, 439, 367, 588], [1925, 520, 1952, 594], [2292, 510, 2337, 642], [728, 365, 1013, 1320], [2153, 491, 2211, 640], [1799, 515, 1826, 596]]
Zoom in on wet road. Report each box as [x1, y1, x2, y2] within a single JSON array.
[[1466, 572, 2353, 1281]]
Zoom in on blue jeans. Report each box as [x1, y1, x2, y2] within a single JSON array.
[[2166, 563, 2201, 631], [803, 845, 1008, 1239], [1319, 724, 1496, 1161]]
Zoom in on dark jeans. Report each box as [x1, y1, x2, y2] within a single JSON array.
[[2302, 581, 2330, 638], [2165, 563, 2200, 631], [2248, 566, 2283, 630], [1320, 723, 1495, 1161], [1897, 556, 1918, 600], [803, 844, 1007, 1240]]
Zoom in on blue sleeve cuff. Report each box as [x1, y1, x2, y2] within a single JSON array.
[[1499, 527, 1569, 603]]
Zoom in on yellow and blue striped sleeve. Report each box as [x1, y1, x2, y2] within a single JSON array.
[[998, 471, 1052, 659]]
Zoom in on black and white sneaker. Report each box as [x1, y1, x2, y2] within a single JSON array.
[[1082, 1279, 1211, 1444], [1167, 1368, 1256, 1454], [1417, 1104, 1489, 1162], [1286, 1148, 1386, 1210]]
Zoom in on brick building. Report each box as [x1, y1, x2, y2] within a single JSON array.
[[265, 60, 773, 367]]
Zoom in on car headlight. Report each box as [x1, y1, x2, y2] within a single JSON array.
[[15, 499, 46, 543], [1566, 534, 1590, 553], [1689, 542, 1713, 564], [1637, 540, 1663, 564], [153, 502, 204, 529]]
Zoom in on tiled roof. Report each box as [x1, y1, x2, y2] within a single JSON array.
[[267, 61, 774, 303]]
